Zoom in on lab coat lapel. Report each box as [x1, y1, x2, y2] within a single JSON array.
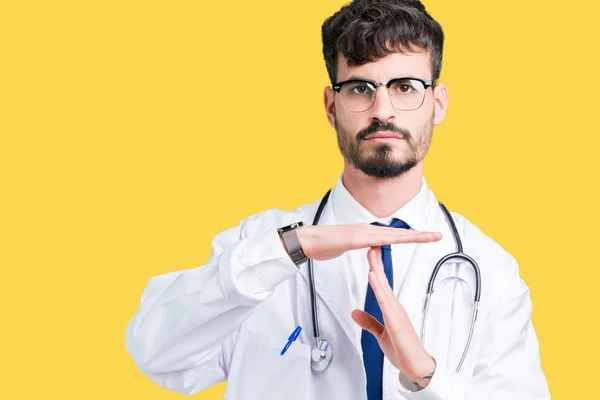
[[397, 199, 458, 361], [398, 198, 456, 300], [399, 198, 481, 377], [424, 201, 463, 280], [423, 204, 479, 371]]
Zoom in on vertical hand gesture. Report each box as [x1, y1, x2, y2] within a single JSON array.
[[351, 246, 436, 390]]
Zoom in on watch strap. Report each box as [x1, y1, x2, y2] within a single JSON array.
[[278, 222, 307, 266]]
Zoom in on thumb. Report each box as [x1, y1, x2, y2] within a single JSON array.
[[351, 309, 384, 338]]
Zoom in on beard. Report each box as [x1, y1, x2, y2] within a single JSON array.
[[334, 113, 434, 179]]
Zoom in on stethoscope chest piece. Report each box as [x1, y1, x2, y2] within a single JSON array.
[[311, 338, 334, 372]]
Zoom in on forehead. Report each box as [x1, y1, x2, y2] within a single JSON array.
[[336, 50, 432, 82]]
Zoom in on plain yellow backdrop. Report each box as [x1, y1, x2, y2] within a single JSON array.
[[1, 0, 599, 398]]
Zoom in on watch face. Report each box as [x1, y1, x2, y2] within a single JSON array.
[[278, 222, 304, 233]]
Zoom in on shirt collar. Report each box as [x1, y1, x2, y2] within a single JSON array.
[[328, 173, 431, 231]]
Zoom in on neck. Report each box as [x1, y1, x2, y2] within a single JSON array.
[[341, 161, 424, 219]]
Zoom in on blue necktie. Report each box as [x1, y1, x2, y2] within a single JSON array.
[[362, 218, 410, 399]]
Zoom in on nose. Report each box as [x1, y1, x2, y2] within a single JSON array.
[[369, 85, 396, 124]]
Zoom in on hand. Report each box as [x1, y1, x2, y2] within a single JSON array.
[[351, 246, 437, 389], [295, 223, 442, 261]]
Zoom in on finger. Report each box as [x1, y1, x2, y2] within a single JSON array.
[[367, 246, 383, 273], [389, 231, 442, 243], [351, 309, 384, 339], [348, 227, 442, 252], [361, 224, 440, 238], [368, 253, 394, 306], [366, 248, 394, 313], [367, 246, 394, 301], [367, 268, 406, 334], [359, 228, 442, 247], [367, 247, 404, 331]]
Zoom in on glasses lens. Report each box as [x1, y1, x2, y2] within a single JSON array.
[[339, 81, 376, 112], [389, 79, 427, 111]]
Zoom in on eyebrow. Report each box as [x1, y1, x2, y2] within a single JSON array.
[[343, 75, 373, 82]]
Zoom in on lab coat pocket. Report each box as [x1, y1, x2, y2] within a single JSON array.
[[227, 330, 311, 400]]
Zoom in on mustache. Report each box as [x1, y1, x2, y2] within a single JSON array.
[[356, 122, 411, 141]]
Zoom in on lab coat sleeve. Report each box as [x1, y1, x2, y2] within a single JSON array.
[[124, 215, 300, 396], [398, 255, 551, 400]]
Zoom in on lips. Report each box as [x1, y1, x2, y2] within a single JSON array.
[[364, 131, 404, 140]]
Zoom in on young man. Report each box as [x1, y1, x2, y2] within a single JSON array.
[[125, 1, 550, 398]]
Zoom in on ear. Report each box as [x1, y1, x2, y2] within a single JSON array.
[[432, 82, 449, 126], [324, 86, 336, 128]]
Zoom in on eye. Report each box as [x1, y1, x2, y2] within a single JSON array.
[[348, 84, 371, 94], [390, 79, 425, 95], [393, 82, 415, 93]]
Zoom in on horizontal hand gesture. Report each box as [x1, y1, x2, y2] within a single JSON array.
[[296, 224, 442, 261]]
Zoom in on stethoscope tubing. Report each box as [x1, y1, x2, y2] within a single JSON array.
[[308, 189, 331, 344]]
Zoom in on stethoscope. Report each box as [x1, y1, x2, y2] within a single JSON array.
[[308, 189, 481, 373]]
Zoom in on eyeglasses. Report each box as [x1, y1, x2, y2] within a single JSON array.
[[332, 77, 434, 113]]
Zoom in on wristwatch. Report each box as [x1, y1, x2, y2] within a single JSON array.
[[277, 222, 307, 267]]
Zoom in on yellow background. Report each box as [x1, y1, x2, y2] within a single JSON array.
[[1, 0, 598, 398]]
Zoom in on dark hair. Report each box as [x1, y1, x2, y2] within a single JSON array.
[[321, 0, 444, 84]]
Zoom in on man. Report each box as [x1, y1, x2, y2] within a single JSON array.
[[125, 1, 550, 399]]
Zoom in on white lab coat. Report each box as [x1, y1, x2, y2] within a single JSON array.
[[125, 178, 550, 399]]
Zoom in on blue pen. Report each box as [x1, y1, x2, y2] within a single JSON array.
[[280, 326, 302, 355]]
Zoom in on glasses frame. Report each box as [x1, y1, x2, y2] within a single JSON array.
[[332, 77, 435, 112]]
